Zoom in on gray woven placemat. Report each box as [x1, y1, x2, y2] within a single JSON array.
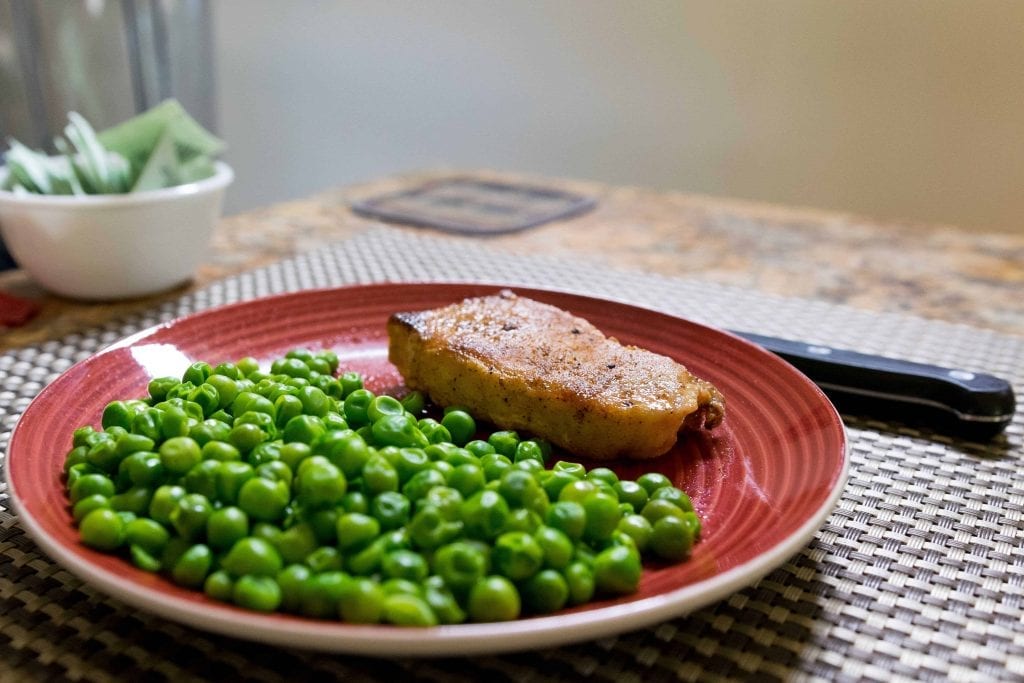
[[1, 226, 1022, 682]]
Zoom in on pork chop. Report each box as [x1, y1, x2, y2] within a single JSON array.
[[387, 290, 724, 460]]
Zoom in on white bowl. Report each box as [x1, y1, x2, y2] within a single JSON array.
[[0, 161, 233, 300]]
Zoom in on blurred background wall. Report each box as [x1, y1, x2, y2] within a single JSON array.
[[3, 1, 1023, 234]]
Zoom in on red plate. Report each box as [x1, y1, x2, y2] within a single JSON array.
[[5, 283, 848, 656]]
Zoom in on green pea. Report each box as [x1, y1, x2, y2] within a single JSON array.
[[79, 508, 126, 551], [238, 477, 290, 522], [447, 462, 486, 498], [124, 520, 168, 557], [183, 459, 221, 499], [233, 575, 282, 612], [274, 394, 304, 430], [172, 543, 213, 587], [503, 507, 541, 534], [205, 373, 240, 407], [614, 480, 649, 510], [420, 485, 462, 519], [204, 570, 235, 602], [593, 544, 642, 595], [215, 461, 255, 505], [282, 414, 326, 445], [84, 439, 120, 472], [401, 468, 446, 502], [182, 361, 212, 386], [479, 453, 513, 482], [408, 504, 462, 550], [521, 568, 569, 614], [314, 430, 370, 479], [273, 357, 312, 380], [433, 541, 487, 594], [304, 507, 341, 545], [563, 561, 595, 605], [222, 537, 283, 578], [617, 514, 653, 553], [487, 431, 519, 458], [382, 549, 429, 582], [650, 514, 695, 561], [63, 444, 89, 473], [371, 491, 411, 531], [170, 493, 212, 541], [201, 440, 241, 462], [534, 525, 574, 570], [147, 377, 180, 403], [461, 489, 509, 541], [159, 436, 201, 476], [148, 485, 186, 525], [467, 576, 520, 622], [650, 486, 694, 512], [273, 522, 319, 564], [513, 440, 545, 464], [492, 531, 543, 581], [546, 500, 586, 541], [109, 486, 154, 516], [400, 390, 425, 416], [343, 389, 375, 427], [130, 544, 162, 572], [295, 459, 347, 509], [248, 441, 283, 466], [636, 472, 672, 495], [188, 418, 232, 446], [641, 498, 687, 525], [419, 421, 453, 445], [228, 422, 267, 453], [72, 494, 110, 523], [558, 479, 598, 503], [422, 577, 466, 625], [340, 490, 370, 514], [498, 469, 546, 513], [235, 356, 260, 377], [440, 410, 476, 446], [346, 535, 387, 576], [69, 473, 115, 504], [361, 453, 399, 495], [338, 370, 362, 397], [383, 593, 437, 627], [101, 400, 136, 431], [279, 441, 313, 472], [206, 506, 250, 550], [372, 414, 428, 449], [187, 383, 220, 418], [277, 564, 312, 612], [465, 439, 495, 458], [337, 511, 382, 551], [255, 460, 292, 486], [583, 492, 622, 544], [338, 576, 385, 623], [299, 570, 349, 618]]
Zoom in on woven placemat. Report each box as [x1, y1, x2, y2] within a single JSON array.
[[1, 226, 1021, 682]]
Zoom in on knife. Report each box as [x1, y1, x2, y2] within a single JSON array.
[[732, 331, 1017, 439]]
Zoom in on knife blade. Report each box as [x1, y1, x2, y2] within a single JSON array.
[[731, 331, 1017, 439]]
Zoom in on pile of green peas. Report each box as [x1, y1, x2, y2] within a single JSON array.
[[63, 348, 702, 625]]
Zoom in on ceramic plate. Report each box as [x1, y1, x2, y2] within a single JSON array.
[[6, 283, 848, 656]]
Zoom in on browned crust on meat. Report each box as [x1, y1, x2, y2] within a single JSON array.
[[387, 290, 724, 460]]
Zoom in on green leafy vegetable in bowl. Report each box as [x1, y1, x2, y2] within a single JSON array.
[[2, 99, 225, 196]]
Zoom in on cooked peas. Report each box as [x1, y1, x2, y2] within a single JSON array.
[[62, 348, 704, 626]]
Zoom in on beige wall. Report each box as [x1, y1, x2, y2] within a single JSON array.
[[215, 1, 1024, 234]]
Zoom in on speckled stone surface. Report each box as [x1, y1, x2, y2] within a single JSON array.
[[2, 169, 1022, 352]]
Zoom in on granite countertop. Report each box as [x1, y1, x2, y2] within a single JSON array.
[[2, 169, 1023, 352]]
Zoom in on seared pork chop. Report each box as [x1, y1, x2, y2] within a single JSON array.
[[387, 290, 724, 460]]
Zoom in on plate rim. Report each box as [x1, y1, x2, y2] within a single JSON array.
[[5, 282, 849, 656]]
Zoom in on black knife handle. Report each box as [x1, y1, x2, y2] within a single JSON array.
[[733, 331, 1017, 439]]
